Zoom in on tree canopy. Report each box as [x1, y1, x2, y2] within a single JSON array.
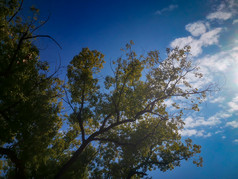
[[1, 1, 212, 178], [0, 0, 63, 178]]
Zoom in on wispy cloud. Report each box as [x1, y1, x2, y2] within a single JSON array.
[[226, 120, 238, 128], [222, 136, 226, 139], [155, 4, 178, 15], [197, 47, 238, 74], [207, 12, 232, 21], [233, 19, 238, 24], [215, 130, 223, 134], [170, 0, 238, 57], [228, 95, 238, 112], [233, 139, 238, 143], [169, 0, 238, 138], [179, 110, 232, 138], [183, 112, 231, 129], [180, 129, 211, 138], [170, 28, 222, 56], [210, 96, 225, 103], [228, 102, 238, 112], [206, 0, 238, 21], [184, 116, 218, 128]]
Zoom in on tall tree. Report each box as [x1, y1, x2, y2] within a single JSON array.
[[0, 0, 63, 177], [0, 1, 213, 178], [56, 41, 211, 178]]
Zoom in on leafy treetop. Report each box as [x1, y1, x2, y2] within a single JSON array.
[[0, 1, 213, 178]]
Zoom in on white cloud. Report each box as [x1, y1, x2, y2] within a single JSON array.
[[226, 120, 238, 128], [210, 96, 225, 103], [206, 12, 232, 21], [180, 112, 231, 138], [199, 55, 229, 72], [233, 19, 238, 24], [218, 113, 232, 119], [171, 36, 193, 49], [206, 0, 238, 21], [215, 130, 223, 134], [180, 129, 197, 137], [203, 132, 212, 138], [169, 0, 238, 139], [228, 102, 238, 112], [183, 112, 230, 129], [180, 129, 211, 137], [185, 21, 207, 37], [197, 46, 238, 77], [200, 28, 222, 46], [232, 96, 238, 102], [233, 139, 238, 143], [155, 4, 178, 15], [228, 95, 238, 112], [170, 28, 222, 56], [184, 116, 218, 128], [227, 0, 238, 11]]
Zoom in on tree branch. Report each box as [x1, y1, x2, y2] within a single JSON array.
[[93, 137, 135, 146], [31, 13, 51, 34], [76, 81, 86, 142], [8, 0, 24, 23], [126, 171, 147, 179], [99, 114, 112, 130], [24, 35, 62, 49]]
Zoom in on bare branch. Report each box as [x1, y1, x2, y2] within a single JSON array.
[[8, 0, 24, 23], [31, 13, 51, 34], [24, 35, 62, 49], [99, 114, 112, 130]]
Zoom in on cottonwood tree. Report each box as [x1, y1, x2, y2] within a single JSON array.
[[0, 0, 63, 177], [55, 41, 211, 178]]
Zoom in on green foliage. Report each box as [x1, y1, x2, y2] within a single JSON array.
[[1, 1, 210, 178], [0, 0, 63, 177], [57, 41, 208, 178], [67, 48, 105, 104]]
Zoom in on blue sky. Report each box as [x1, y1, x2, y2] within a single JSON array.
[[24, 0, 238, 178]]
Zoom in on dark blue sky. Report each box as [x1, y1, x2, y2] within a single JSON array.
[[24, 0, 212, 66], [23, 0, 238, 178]]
